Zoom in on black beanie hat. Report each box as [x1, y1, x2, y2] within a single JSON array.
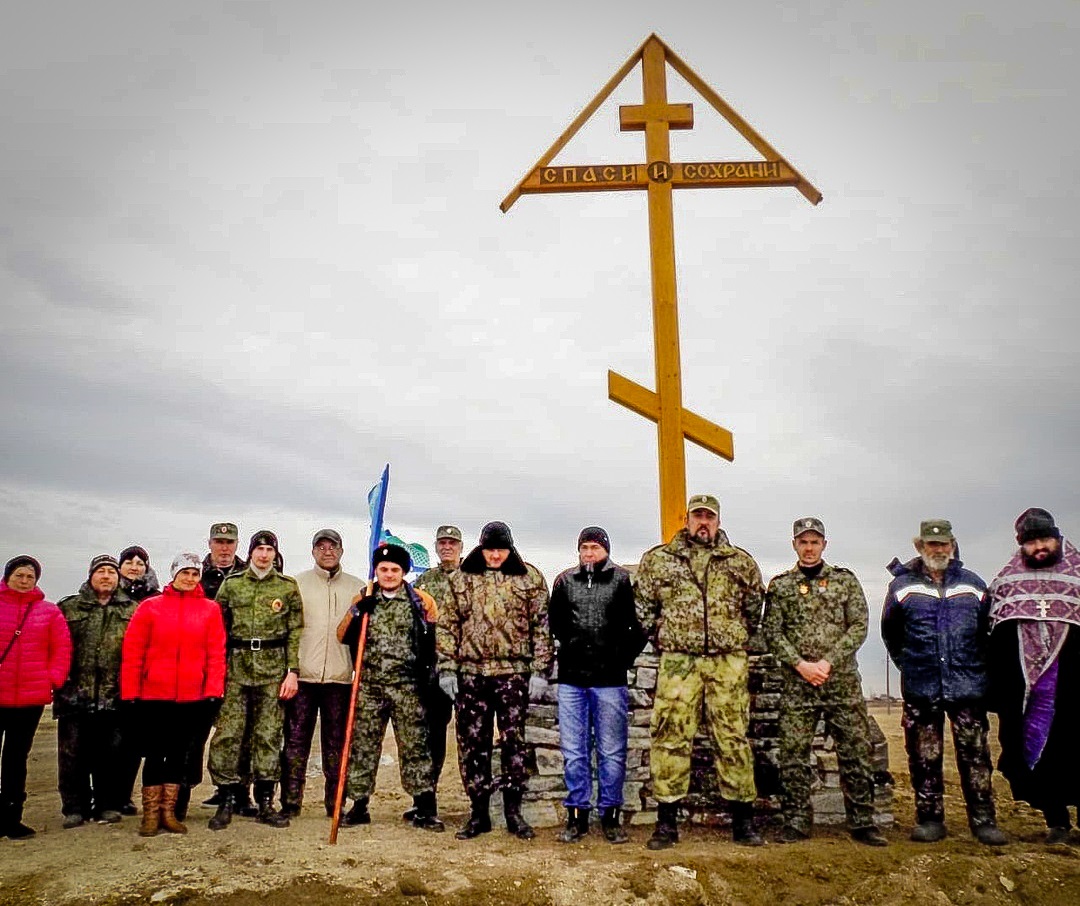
[[118, 545, 150, 567], [372, 543, 411, 573], [577, 526, 611, 554], [1015, 508, 1061, 545], [4, 555, 42, 583], [249, 530, 279, 556], [479, 521, 514, 550]]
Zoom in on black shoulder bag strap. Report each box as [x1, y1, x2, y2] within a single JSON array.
[[0, 601, 37, 666]]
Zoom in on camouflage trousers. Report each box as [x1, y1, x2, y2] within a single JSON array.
[[902, 699, 996, 828], [455, 672, 529, 800], [651, 652, 756, 803], [208, 681, 284, 785], [778, 671, 875, 832], [346, 681, 433, 801]]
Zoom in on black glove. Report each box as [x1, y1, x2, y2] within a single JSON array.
[[350, 594, 377, 618]]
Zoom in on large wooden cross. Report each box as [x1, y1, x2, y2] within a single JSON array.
[[501, 34, 821, 541]]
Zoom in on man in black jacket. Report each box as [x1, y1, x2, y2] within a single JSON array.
[[549, 527, 645, 844]]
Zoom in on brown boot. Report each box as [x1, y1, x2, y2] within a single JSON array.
[[160, 784, 189, 834], [139, 786, 162, 837]]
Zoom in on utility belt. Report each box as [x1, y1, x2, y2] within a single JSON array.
[[227, 637, 287, 651]]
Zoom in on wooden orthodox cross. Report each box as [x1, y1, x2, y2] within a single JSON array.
[[501, 34, 821, 541]]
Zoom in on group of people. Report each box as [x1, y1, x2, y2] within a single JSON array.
[[0, 501, 1077, 852]]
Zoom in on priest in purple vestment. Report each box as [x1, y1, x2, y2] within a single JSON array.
[[988, 508, 1080, 846]]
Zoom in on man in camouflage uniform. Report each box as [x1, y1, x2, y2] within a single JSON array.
[[198, 522, 252, 812], [763, 517, 887, 846], [54, 554, 138, 827], [207, 530, 302, 830], [336, 543, 443, 831], [409, 524, 462, 820], [635, 494, 764, 849], [437, 521, 552, 841]]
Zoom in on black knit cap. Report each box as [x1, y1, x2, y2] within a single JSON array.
[[372, 543, 411, 573], [88, 553, 120, 579], [577, 526, 611, 554], [248, 530, 279, 556], [4, 555, 41, 583], [1015, 507, 1061, 545], [479, 521, 514, 550], [118, 545, 150, 567]]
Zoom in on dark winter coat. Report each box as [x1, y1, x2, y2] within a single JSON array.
[[549, 559, 645, 687], [881, 556, 990, 704]]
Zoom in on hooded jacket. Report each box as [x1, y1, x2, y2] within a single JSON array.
[[54, 583, 138, 715], [881, 556, 990, 703], [120, 583, 226, 702], [0, 581, 72, 707], [437, 546, 552, 676]]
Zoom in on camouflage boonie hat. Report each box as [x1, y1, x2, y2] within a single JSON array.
[[210, 522, 239, 541], [918, 519, 955, 542], [793, 517, 826, 539], [435, 525, 463, 542], [687, 494, 719, 515]]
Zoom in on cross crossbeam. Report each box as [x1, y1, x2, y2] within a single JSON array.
[[502, 34, 820, 541]]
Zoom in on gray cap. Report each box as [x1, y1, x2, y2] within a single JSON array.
[[435, 525, 463, 542], [793, 517, 825, 539], [170, 552, 203, 580], [312, 528, 342, 547]]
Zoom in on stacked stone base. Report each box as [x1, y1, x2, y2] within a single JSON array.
[[520, 648, 893, 829]]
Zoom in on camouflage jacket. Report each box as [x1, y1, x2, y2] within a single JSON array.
[[54, 584, 138, 716], [339, 584, 437, 686], [762, 562, 868, 675], [438, 564, 552, 677], [216, 567, 303, 685], [634, 528, 764, 656], [414, 563, 455, 615]]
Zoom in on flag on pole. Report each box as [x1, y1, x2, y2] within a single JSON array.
[[366, 464, 390, 580]]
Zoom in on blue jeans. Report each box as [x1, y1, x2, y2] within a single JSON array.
[[557, 684, 629, 809]]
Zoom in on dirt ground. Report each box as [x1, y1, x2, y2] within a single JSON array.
[[2, 703, 1079, 906]]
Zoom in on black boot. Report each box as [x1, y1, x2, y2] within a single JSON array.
[[411, 791, 445, 832], [731, 800, 764, 847], [208, 786, 237, 831], [2, 798, 35, 839], [601, 806, 628, 844], [237, 784, 259, 818], [503, 790, 535, 840], [647, 802, 679, 850], [254, 780, 290, 828], [558, 807, 583, 843], [343, 797, 370, 826], [174, 785, 191, 823], [455, 794, 491, 840]]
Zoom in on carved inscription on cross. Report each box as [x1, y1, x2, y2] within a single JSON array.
[[502, 35, 821, 540]]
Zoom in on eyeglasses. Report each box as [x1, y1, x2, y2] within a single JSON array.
[[314, 543, 341, 552]]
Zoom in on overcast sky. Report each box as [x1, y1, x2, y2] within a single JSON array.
[[2, 2, 1078, 694]]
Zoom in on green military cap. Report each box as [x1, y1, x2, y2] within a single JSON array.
[[793, 516, 826, 539], [435, 525, 463, 542], [918, 519, 955, 542], [210, 522, 239, 541], [687, 494, 719, 515]]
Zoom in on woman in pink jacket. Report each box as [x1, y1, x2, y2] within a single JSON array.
[[121, 553, 226, 836], [0, 555, 72, 838]]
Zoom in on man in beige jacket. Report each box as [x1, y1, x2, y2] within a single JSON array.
[[279, 529, 364, 817]]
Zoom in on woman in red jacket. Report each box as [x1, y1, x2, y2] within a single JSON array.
[[121, 552, 225, 836], [1, 555, 72, 838]]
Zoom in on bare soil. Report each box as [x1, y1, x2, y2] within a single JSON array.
[[2, 704, 1079, 906]]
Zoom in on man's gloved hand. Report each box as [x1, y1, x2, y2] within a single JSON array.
[[438, 673, 458, 702], [528, 673, 548, 702], [349, 594, 377, 618]]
